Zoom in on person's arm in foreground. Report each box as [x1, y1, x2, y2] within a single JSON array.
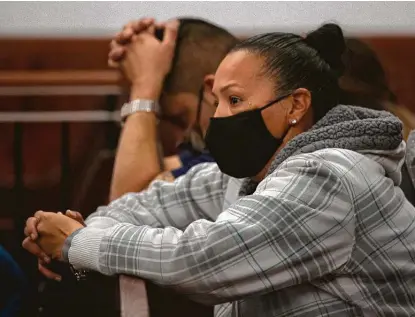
[[108, 19, 179, 200], [65, 154, 355, 305]]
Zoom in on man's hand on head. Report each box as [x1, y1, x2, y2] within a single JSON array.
[[108, 17, 156, 68], [108, 19, 179, 100]]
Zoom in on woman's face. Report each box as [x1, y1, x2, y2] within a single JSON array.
[[210, 50, 313, 180], [211, 50, 293, 140]]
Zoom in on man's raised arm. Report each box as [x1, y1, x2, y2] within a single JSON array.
[[108, 19, 179, 200]]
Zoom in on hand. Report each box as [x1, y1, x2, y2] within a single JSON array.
[[114, 20, 179, 98], [23, 210, 85, 280], [63, 210, 85, 226], [108, 17, 155, 68], [35, 211, 84, 261]]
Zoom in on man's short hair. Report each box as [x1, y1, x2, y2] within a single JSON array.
[[163, 18, 239, 95]]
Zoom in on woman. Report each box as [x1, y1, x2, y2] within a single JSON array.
[[24, 24, 415, 316]]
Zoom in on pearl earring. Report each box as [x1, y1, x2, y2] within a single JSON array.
[[290, 119, 297, 126]]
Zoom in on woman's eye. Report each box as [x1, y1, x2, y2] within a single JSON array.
[[229, 96, 241, 105]]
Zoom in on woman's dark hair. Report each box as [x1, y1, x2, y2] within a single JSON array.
[[231, 23, 346, 121]]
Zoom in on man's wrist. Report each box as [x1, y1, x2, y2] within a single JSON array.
[[124, 111, 158, 126], [130, 79, 163, 100], [121, 99, 160, 126]]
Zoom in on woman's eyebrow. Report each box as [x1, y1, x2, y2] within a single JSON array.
[[212, 82, 242, 97], [220, 82, 241, 93]]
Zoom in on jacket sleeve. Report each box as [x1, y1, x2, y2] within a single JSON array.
[[84, 162, 228, 230]]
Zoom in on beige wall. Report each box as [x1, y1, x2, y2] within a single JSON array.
[[1, 1, 415, 37]]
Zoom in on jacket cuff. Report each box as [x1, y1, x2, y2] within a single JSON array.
[[62, 228, 83, 262], [67, 227, 108, 271]]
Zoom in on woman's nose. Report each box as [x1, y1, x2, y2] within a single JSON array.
[[213, 104, 228, 118]]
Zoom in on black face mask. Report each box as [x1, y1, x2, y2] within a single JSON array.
[[205, 94, 291, 178]]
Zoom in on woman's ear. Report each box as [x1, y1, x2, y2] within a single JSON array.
[[289, 88, 312, 121]]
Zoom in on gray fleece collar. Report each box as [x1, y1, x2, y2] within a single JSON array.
[[239, 105, 403, 196]]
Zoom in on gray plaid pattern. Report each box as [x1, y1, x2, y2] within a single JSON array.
[[407, 130, 415, 189], [68, 142, 415, 317]]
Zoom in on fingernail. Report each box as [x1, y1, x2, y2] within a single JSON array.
[[43, 256, 50, 263], [31, 233, 37, 240], [55, 276, 62, 282]]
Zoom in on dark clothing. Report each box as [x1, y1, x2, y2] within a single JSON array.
[[171, 150, 215, 178], [0, 246, 26, 317]]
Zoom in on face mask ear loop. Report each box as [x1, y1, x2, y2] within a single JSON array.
[[257, 92, 293, 112]]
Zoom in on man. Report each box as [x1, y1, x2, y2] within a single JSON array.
[[24, 15, 238, 285], [108, 18, 238, 200]]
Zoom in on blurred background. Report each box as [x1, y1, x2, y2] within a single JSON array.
[[1, 1, 415, 316]]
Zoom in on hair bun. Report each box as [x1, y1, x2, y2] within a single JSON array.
[[305, 23, 346, 75]]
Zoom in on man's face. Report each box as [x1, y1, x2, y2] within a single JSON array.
[[158, 93, 196, 156], [158, 87, 217, 156]]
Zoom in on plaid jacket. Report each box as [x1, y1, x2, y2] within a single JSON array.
[[407, 130, 415, 189], [66, 141, 415, 316]]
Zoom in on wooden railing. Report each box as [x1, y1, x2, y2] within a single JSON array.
[[0, 70, 124, 96], [0, 70, 122, 86], [119, 276, 149, 317]]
